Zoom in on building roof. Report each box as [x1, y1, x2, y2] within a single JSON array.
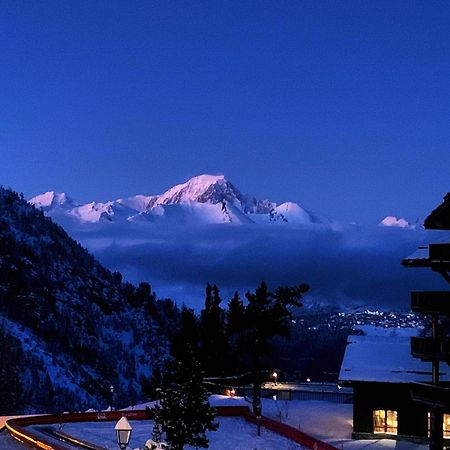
[[424, 193, 450, 230], [339, 334, 450, 384]]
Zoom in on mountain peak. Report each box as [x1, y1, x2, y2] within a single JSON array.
[[29, 191, 76, 210], [156, 174, 242, 206]]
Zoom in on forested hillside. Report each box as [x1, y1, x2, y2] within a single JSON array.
[[0, 187, 178, 414]]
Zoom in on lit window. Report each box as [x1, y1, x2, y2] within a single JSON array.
[[373, 410, 398, 435], [444, 414, 450, 439], [427, 412, 450, 438]]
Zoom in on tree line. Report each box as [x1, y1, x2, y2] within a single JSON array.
[[151, 281, 309, 450]]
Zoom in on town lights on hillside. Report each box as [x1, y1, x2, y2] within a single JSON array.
[[115, 416, 132, 450]]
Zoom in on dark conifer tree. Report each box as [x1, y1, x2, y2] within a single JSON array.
[[0, 325, 23, 414], [171, 306, 200, 359], [199, 284, 229, 375], [226, 291, 245, 372], [227, 291, 245, 335], [241, 281, 309, 416], [154, 344, 218, 450]]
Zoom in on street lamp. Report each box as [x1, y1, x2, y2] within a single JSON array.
[[272, 371, 278, 385], [115, 417, 132, 450], [110, 385, 115, 411]]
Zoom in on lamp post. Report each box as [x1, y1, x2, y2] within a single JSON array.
[[110, 385, 115, 411], [272, 371, 278, 386], [115, 417, 132, 450]]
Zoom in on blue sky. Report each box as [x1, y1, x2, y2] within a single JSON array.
[[1, 1, 449, 224]]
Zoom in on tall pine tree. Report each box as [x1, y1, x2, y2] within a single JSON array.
[[154, 343, 218, 450], [199, 284, 229, 376], [226, 291, 245, 372], [241, 281, 309, 416]]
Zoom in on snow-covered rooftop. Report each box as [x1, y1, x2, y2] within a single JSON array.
[[339, 334, 450, 383]]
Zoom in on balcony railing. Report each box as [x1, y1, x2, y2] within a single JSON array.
[[429, 243, 450, 262], [410, 382, 450, 408], [411, 337, 450, 363], [411, 291, 450, 315]]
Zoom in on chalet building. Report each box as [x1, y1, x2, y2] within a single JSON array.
[[340, 192, 450, 446], [402, 193, 450, 450], [339, 330, 450, 442]]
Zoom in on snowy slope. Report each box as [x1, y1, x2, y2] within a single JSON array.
[[69, 201, 137, 223], [30, 191, 77, 210], [132, 201, 255, 225], [116, 194, 157, 212], [0, 187, 171, 414]]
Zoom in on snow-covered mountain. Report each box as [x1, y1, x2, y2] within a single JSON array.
[[31, 191, 77, 210], [29, 174, 329, 226]]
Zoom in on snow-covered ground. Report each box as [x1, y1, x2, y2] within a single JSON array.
[[58, 417, 304, 450], [2, 398, 429, 450], [0, 431, 29, 450], [261, 398, 428, 450]]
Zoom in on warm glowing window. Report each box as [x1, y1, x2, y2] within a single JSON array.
[[427, 412, 450, 438], [444, 414, 450, 438], [373, 410, 398, 434]]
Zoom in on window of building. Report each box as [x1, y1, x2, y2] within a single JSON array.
[[373, 410, 398, 434], [444, 413, 450, 438], [427, 412, 450, 438]]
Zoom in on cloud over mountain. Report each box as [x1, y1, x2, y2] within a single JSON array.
[[80, 222, 446, 311], [30, 174, 445, 310]]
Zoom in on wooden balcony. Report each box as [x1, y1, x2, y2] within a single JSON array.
[[402, 243, 450, 270], [410, 382, 450, 408], [411, 337, 450, 363], [429, 243, 450, 262], [411, 291, 450, 315]]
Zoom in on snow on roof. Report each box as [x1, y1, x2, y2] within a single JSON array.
[[339, 334, 450, 383], [353, 325, 420, 337]]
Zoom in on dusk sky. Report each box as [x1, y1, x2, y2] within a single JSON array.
[[1, 1, 449, 225]]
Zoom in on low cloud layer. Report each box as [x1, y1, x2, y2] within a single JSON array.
[[72, 222, 448, 311]]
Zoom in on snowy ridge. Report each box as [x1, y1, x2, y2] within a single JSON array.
[[116, 194, 157, 212], [30, 191, 77, 210], [69, 201, 137, 223], [30, 174, 328, 226]]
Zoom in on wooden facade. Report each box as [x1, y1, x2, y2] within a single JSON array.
[[351, 381, 437, 441], [403, 193, 450, 449]]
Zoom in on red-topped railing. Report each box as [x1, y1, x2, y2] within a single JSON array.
[[6, 406, 338, 450]]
